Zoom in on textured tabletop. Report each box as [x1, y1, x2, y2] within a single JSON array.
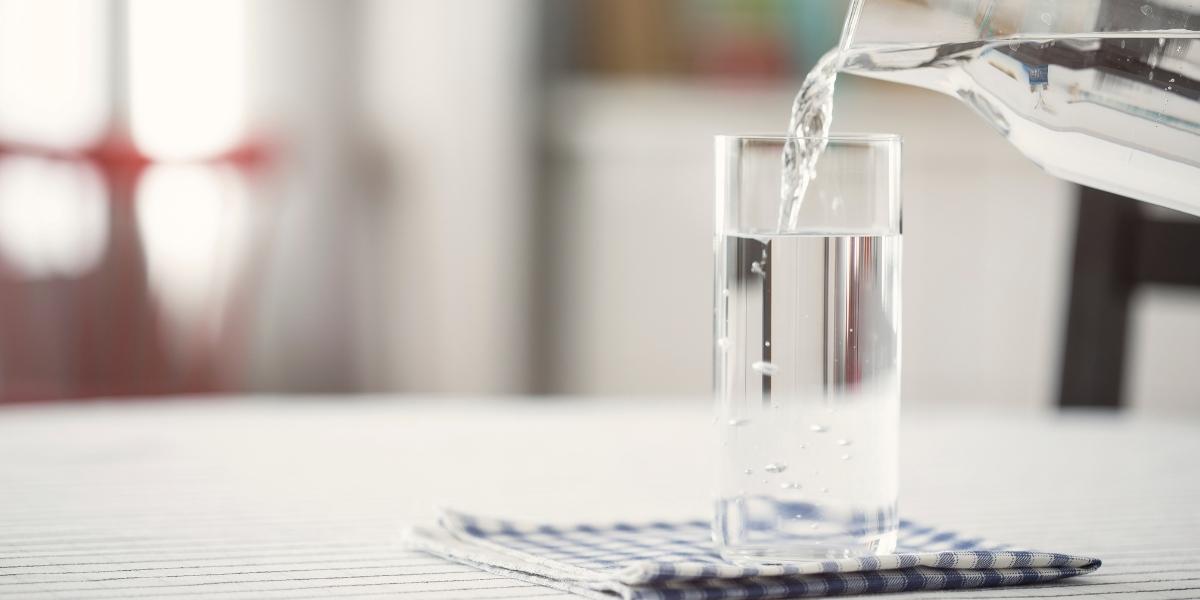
[[0, 397, 1197, 599]]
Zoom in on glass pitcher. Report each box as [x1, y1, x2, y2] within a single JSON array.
[[836, 0, 1200, 216]]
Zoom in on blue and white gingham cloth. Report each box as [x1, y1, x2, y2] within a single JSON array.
[[404, 510, 1100, 599]]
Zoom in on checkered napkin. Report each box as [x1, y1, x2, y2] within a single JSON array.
[[403, 510, 1100, 599]]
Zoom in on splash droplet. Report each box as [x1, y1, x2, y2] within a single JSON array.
[[728, 418, 750, 427], [1039, 12, 1052, 24], [717, 337, 731, 351], [820, 487, 830, 494], [840, 454, 852, 461], [810, 424, 829, 433], [1141, 4, 1153, 16], [836, 439, 852, 446], [743, 468, 754, 475], [750, 261, 766, 277], [764, 463, 788, 474], [780, 481, 802, 490]]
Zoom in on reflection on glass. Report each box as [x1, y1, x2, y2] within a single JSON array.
[[0, 156, 109, 278], [128, 0, 247, 161], [136, 164, 251, 352], [0, 0, 110, 149]]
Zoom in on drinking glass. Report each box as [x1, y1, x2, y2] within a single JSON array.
[[713, 134, 902, 563]]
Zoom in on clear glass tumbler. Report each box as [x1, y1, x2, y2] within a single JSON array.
[[713, 134, 901, 563]]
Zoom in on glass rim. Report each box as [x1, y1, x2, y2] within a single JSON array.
[[715, 133, 900, 144]]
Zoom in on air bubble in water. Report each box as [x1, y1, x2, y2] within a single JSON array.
[[728, 418, 750, 427], [751, 361, 778, 376], [1039, 12, 1052, 24], [743, 468, 754, 475], [780, 481, 801, 490], [1141, 4, 1153, 16], [722, 288, 730, 297], [750, 261, 766, 276], [764, 340, 771, 347], [809, 522, 820, 530], [809, 424, 829, 433], [840, 454, 852, 461], [717, 337, 731, 351], [764, 462, 788, 474], [836, 439, 852, 446]]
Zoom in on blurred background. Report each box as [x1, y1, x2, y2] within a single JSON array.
[[0, 0, 1195, 410]]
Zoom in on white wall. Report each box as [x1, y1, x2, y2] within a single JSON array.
[[361, 0, 537, 393], [244, 0, 379, 391], [1128, 288, 1200, 411]]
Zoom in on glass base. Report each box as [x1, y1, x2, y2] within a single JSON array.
[[718, 530, 898, 564]]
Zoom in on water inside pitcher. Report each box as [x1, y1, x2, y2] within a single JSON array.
[[837, 0, 1200, 216]]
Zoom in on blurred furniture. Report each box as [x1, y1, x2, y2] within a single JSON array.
[[1059, 187, 1200, 408], [0, 396, 1196, 597]]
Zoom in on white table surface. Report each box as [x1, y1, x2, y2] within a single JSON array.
[[0, 396, 1197, 599]]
